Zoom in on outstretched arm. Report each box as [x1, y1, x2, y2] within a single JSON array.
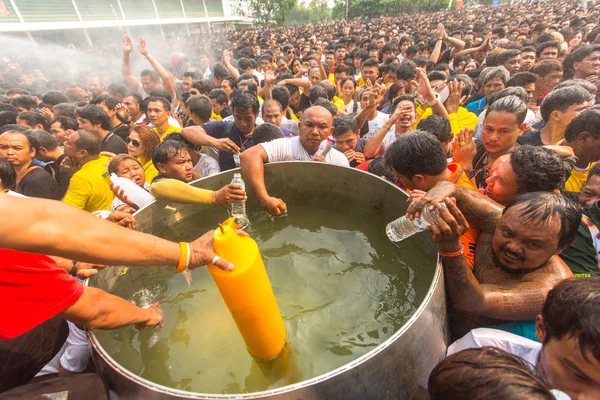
[[429, 198, 572, 321], [138, 37, 175, 101], [149, 179, 245, 205], [240, 145, 287, 216], [122, 35, 140, 91], [406, 181, 503, 233], [0, 196, 234, 271], [60, 287, 162, 330]]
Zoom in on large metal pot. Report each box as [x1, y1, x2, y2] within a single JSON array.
[[88, 162, 448, 399]]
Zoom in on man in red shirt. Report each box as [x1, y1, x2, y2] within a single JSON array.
[[0, 195, 236, 390]]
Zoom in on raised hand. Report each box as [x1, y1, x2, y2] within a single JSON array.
[[137, 37, 149, 57], [122, 35, 134, 54], [451, 128, 477, 171]]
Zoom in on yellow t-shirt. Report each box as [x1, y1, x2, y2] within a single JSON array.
[[332, 96, 345, 111], [211, 111, 222, 121], [416, 107, 478, 137], [63, 156, 114, 212], [156, 125, 182, 142], [565, 163, 596, 193], [141, 159, 159, 183]]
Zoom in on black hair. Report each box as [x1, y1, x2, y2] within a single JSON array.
[[148, 88, 171, 103], [183, 71, 198, 80], [52, 116, 79, 132], [152, 138, 191, 167], [362, 58, 379, 68], [332, 115, 358, 137], [145, 96, 171, 113], [17, 111, 49, 131], [496, 49, 522, 66], [24, 129, 60, 152], [429, 347, 554, 400], [427, 71, 447, 83], [140, 69, 160, 82], [586, 162, 600, 183], [417, 115, 451, 144], [0, 103, 17, 113], [506, 72, 538, 88], [563, 45, 600, 79], [487, 95, 528, 126], [488, 87, 529, 105], [553, 79, 597, 97], [0, 111, 17, 127], [0, 157, 16, 191], [75, 104, 112, 131], [271, 86, 290, 110], [230, 90, 259, 115], [536, 41, 561, 58], [383, 130, 447, 179], [238, 79, 257, 95], [312, 98, 337, 117], [503, 192, 582, 249], [389, 94, 415, 114], [532, 59, 563, 77], [253, 123, 284, 145], [10, 95, 37, 111], [509, 146, 565, 194], [396, 61, 417, 81], [367, 157, 396, 183], [540, 86, 592, 122], [73, 129, 102, 156], [309, 85, 329, 105], [41, 91, 69, 106], [185, 95, 212, 122], [212, 63, 230, 80], [91, 94, 119, 111], [107, 83, 127, 99], [6, 88, 30, 97], [53, 103, 77, 119], [564, 107, 600, 142], [542, 277, 600, 364], [0, 124, 27, 134], [191, 79, 214, 95], [208, 89, 228, 104]]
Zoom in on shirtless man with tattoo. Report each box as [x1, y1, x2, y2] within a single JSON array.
[[408, 183, 580, 340]]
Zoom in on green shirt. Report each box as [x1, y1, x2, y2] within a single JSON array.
[[559, 199, 600, 277]]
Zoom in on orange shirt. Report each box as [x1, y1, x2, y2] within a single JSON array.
[[448, 163, 479, 268]]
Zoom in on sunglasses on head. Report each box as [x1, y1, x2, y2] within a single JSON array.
[[125, 137, 141, 147]]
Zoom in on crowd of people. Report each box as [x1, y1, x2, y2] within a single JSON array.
[[1, 0, 600, 398]]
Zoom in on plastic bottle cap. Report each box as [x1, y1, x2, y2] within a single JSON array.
[[327, 136, 334, 142]]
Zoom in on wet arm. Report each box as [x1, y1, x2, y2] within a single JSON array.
[[60, 287, 158, 329], [240, 145, 270, 205], [0, 196, 180, 267], [149, 179, 214, 204], [122, 51, 140, 90]]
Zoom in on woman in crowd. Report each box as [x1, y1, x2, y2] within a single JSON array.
[[126, 125, 160, 183]]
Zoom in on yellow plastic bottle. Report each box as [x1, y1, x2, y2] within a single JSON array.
[[208, 217, 287, 361]]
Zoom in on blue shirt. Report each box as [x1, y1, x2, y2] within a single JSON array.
[[466, 97, 487, 116]]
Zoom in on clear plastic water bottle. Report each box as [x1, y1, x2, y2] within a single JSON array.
[[386, 204, 446, 242], [367, 121, 380, 139], [230, 173, 249, 228], [313, 136, 334, 160]]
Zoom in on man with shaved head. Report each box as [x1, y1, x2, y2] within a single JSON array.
[[241, 106, 349, 216]]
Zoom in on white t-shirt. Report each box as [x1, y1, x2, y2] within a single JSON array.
[[381, 125, 399, 149], [362, 111, 390, 139], [447, 328, 541, 367], [194, 153, 221, 177], [260, 136, 350, 167]]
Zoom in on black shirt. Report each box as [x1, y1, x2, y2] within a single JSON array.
[[517, 130, 543, 146], [17, 166, 61, 200], [43, 154, 71, 198], [111, 124, 131, 140], [201, 121, 255, 171], [101, 131, 128, 154]]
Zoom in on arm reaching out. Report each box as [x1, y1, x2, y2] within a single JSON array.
[[240, 145, 287, 216], [138, 37, 176, 101]]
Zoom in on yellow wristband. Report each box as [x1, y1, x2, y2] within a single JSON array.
[[175, 242, 189, 272]]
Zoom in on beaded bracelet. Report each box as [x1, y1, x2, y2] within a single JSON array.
[[438, 244, 464, 258]]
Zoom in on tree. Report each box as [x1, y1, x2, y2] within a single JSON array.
[[332, 0, 448, 20], [235, 0, 298, 26]]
